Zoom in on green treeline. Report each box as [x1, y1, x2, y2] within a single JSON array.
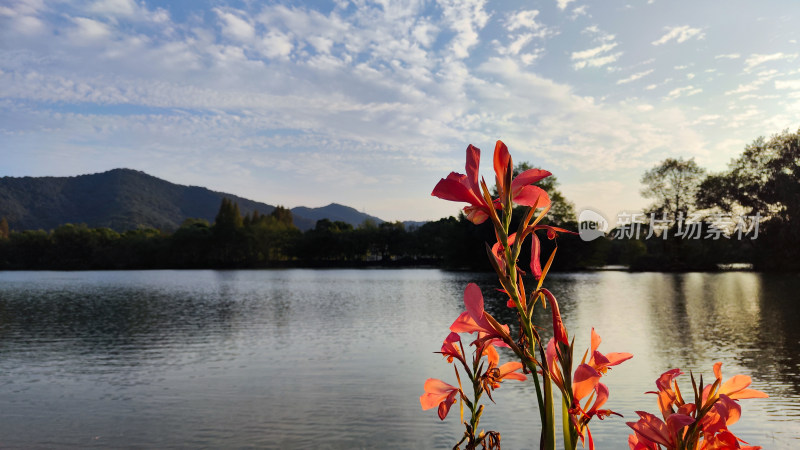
[[0, 170, 602, 270], [0, 200, 598, 271], [607, 128, 800, 272]]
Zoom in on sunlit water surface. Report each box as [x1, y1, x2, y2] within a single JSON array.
[[0, 270, 797, 448]]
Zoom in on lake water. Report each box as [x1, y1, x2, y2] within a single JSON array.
[[0, 269, 798, 448]]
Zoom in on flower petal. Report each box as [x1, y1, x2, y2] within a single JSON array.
[[493, 140, 510, 195], [498, 361, 526, 381], [591, 328, 602, 354], [511, 168, 551, 191], [450, 311, 483, 333], [541, 288, 568, 345], [484, 344, 499, 366], [530, 233, 542, 279], [465, 144, 481, 193], [573, 364, 601, 402], [603, 352, 634, 367], [464, 283, 485, 325], [420, 378, 457, 410], [513, 184, 551, 208], [437, 389, 459, 420], [431, 174, 479, 203], [627, 412, 672, 448]]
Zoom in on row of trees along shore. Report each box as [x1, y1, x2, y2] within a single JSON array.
[[0, 128, 797, 272]]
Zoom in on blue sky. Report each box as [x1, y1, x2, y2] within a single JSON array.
[[2, 0, 799, 222]]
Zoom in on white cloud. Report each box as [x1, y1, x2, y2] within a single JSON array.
[[582, 25, 599, 35], [775, 79, 800, 90], [617, 69, 654, 85], [506, 10, 540, 32], [665, 85, 702, 99], [520, 49, 545, 65], [572, 42, 617, 60], [725, 70, 778, 95], [89, 0, 136, 17], [572, 42, 621, 69], [497, 9, 555, 59], [651, 25, 704, 45], [87, 0, 169, 24], [412, 21, 439, 48], [215, 9, 255, 42], [506, 34, 534, 55], [437, 0, 490, 59], [70, 17, 113, 41], [570, 5, 589, 19], [725, 83, 758, 95], [715, 53, 740, 59], [744, 52, 798, 71], [3, 13, 45, 35], [691, 114, 720, 125], [557, 0, 576, 10]]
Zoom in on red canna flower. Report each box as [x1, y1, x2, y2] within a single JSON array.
[[627, 411, 695, 449], [482, 358, 527, 402], [587, 328, 633, 375], [436, 332, 466, 365], [431, 144, 493, 224], [572, 363, 603, 404], [420, 378, 460, 420], [528, 224, 577, 279], [703, 362, 768, 403], [496, 361, 527, 382], [571, 382, 623, 450], [628, 432, 659, 450], [493, 140, 552, 208], [432, 141, 553, 224], [540, 288, 569, 345], [632, 363, 767, 450], [544, 337, 602, 403], [648, 368, 684, 420], [449, 283, 510, 342]]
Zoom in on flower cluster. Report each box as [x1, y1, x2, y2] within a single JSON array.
[[547, 327, 632, 449], [421, 140, 766, 449], [420, 284, 526, 448], [627, 363, 768, 450], [422, 141, 630, 449]]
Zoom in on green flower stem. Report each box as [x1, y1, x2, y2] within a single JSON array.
[[542, 371, 556, 450], [562, 396, 575, 450]]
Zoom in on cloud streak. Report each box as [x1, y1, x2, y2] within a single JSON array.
[[651, 25, 704, 45]]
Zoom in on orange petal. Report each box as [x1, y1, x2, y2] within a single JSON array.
[[463, 283, 485, 325], [530, 232, 542, 279], [498, 361, 526, 381], [511, 168, 551, 192], [573, 364, 601, 402], [450, 311, 483, 333], [465, 144, 481, 192], [484, 344, 499, 366], [493, 140, 510, 195], [541, 288, 568, 345], [513, 185, 551, 208], [591, 328, 601, 354]]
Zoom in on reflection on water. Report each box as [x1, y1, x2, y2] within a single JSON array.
[[0, 270, 797, 448]]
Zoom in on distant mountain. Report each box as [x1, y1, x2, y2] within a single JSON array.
[[291, 203, 384, 229], [402, 220, 427, 230], [0, 169, 384, 232]]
